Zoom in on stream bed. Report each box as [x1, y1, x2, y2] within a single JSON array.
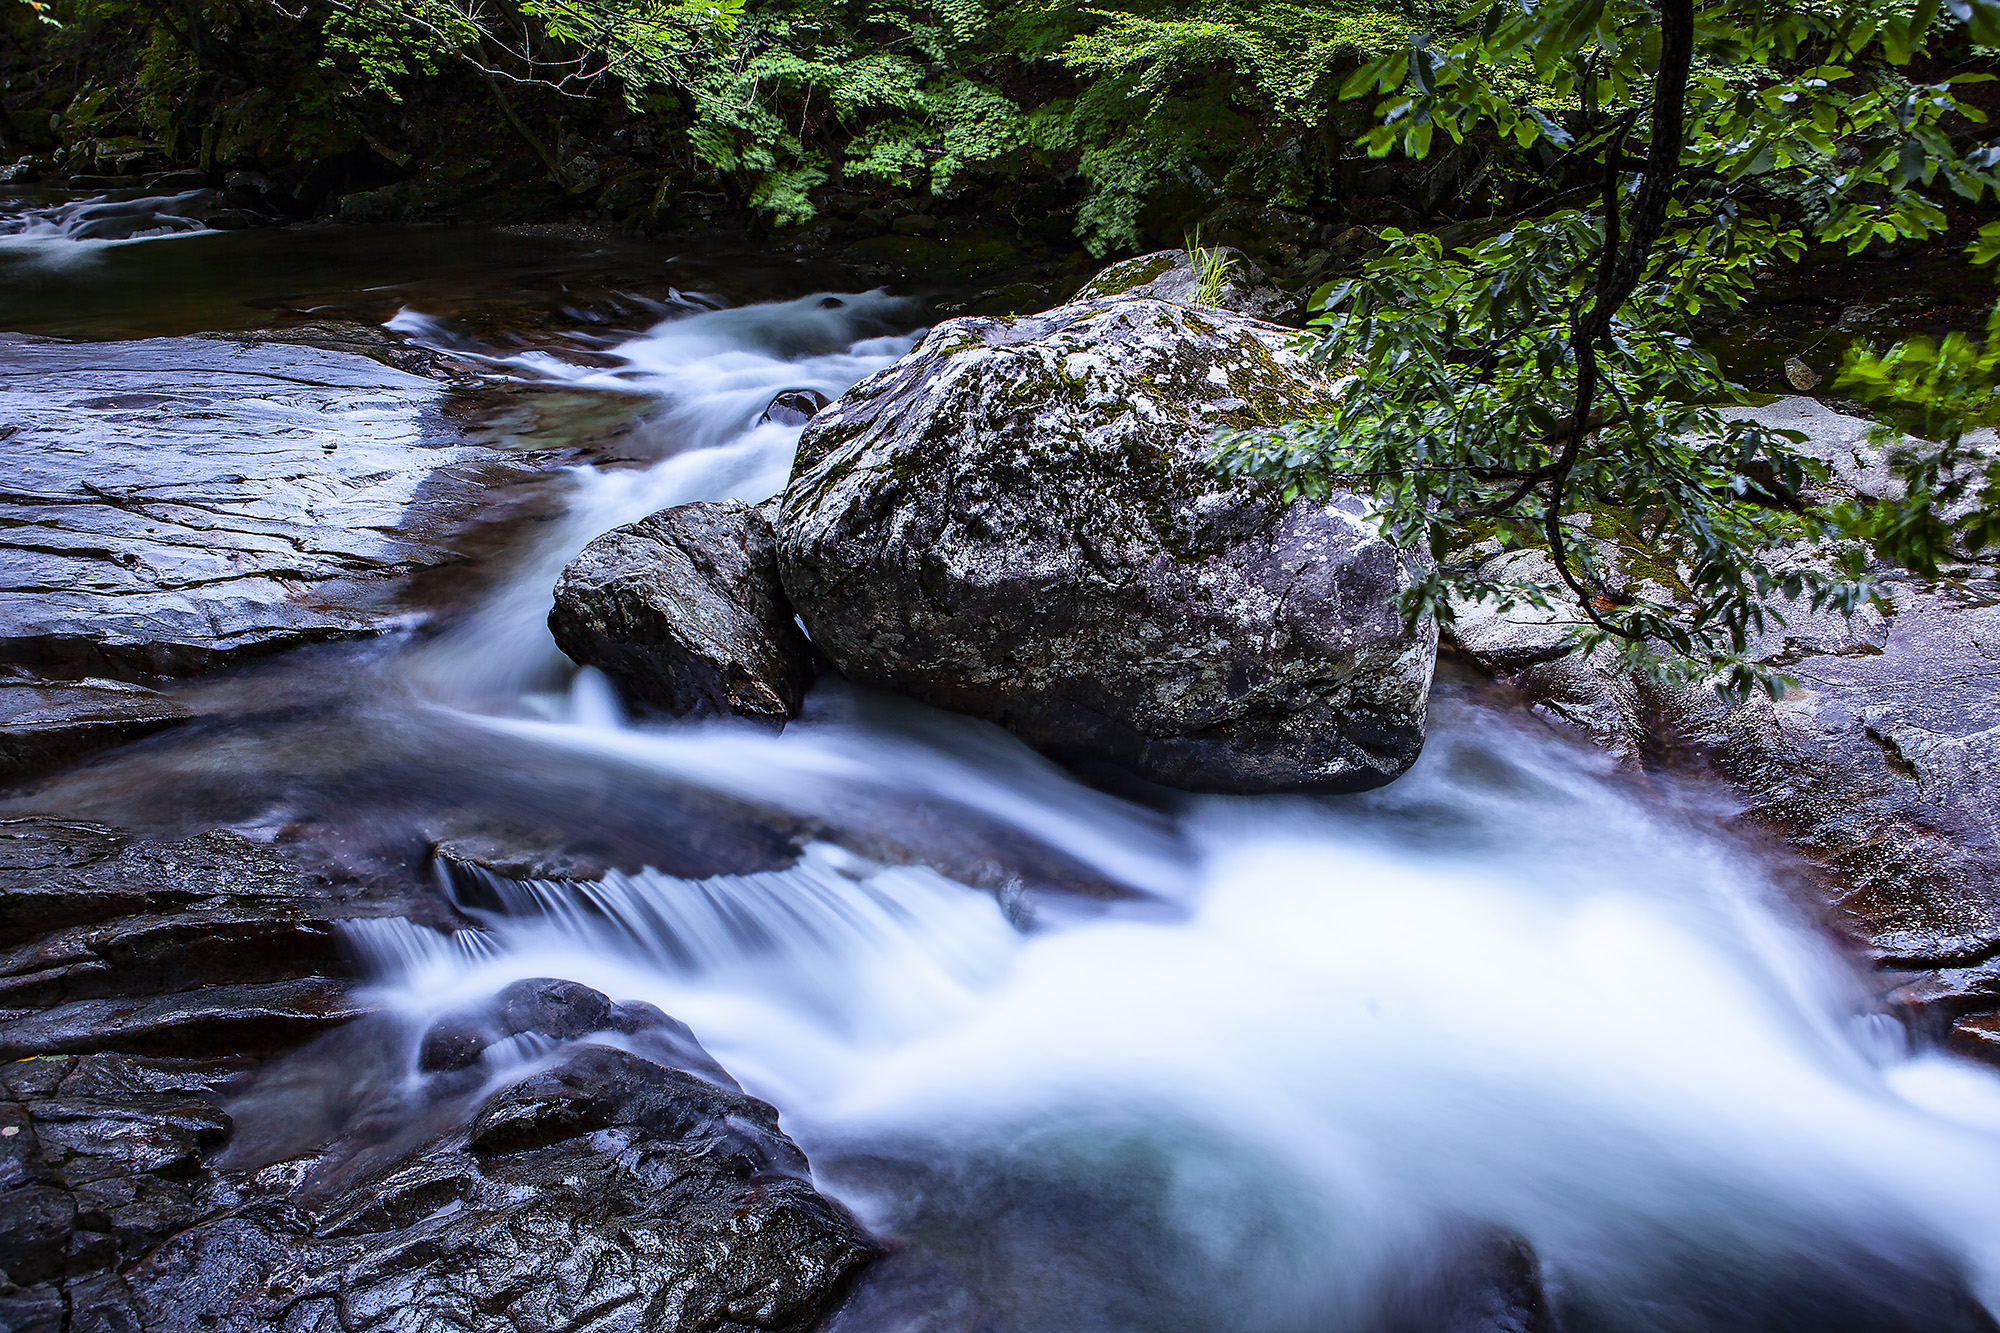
[[6, 199, 2000, 1333]]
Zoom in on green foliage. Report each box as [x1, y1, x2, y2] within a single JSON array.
[[248, 0, 1428, 246], [1217, 0, 2000, 698], [1836, 296, 2000, 572], [1182, 226, 1235, 305]]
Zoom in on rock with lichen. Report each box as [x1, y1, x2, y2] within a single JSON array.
[[1072, 247, 1297, 323], [776, 295, 1437, 793]]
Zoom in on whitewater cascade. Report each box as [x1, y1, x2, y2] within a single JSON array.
[[311, 289, 2000, 1331]]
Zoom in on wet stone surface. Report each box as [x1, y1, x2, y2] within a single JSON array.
[[551, 499, 817, 721], [0, 337, 521, 678], [0, 816, 877, 1332], [0, 676, 191, 784], [779, 295, 1437, 793]]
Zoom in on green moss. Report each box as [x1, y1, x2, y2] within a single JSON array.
[[1077, 254, 1177, 300]]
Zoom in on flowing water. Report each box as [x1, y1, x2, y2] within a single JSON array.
[[11, 208, 2000, 1332]]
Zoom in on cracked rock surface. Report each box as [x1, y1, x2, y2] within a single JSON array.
[[778, 296, 1437, 793], [0, 338, 510, 678]]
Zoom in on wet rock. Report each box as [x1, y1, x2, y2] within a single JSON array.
[[551, 499, 816, 720], [415, 981, 744, 1087], [415, 1013, 494, 1072], [0, 976, 369, 1060], [200, 319, 455, 379], [609, 997, 743, 1088], [0, 676, 190, 783], [778, 296, 1437, 793], [0, 338, 513, 678], [495, 975, 614, 1038], [1444, 549, 1645, 761], [761, 387, 831, 427], [132, 1042, 878, 1333], [0, 1284, 63, 1333], [1369, 1226, 1551, 1333], [1656, 575, 2000, 967], [1073, 247, 1297, 323], [417, 978, 613, 1070]]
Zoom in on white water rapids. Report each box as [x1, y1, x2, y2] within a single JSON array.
[[347, 290, 2000, 1332]]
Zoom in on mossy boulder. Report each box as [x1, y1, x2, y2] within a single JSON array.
[[1074, 247, 1297, 323], [776, 296, 1437, 793]]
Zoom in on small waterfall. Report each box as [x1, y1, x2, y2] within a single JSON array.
[[398, 289, 917, 700], [0, 189, 218, 260], [320, 284, 2000, 1331]]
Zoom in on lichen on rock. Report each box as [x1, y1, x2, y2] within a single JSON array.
[[777, 296, 1437, 794]]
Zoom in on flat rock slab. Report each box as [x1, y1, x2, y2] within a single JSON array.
[[0, 338, 506, 676], [0, 676, 189, 781]]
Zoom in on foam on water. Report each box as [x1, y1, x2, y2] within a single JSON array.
[[0, 190, 217, 264], [352, 286, 2000, 1331], [397, 289, 918, 698]]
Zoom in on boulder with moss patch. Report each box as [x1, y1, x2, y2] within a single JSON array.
[[776, 297, 1437, 793], [1072, 247, 1297, 323]]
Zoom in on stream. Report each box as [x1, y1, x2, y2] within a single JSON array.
[[8, 197, 2000, 1332]]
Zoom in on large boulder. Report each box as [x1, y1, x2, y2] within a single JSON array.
[[777, 298, 1438, 793], [1072, 247, 1297, 323], [550, 500, 815, 721]]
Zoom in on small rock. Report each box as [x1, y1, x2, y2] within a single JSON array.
[[759, 387, 831, 428], [550, 499, 816, 720], [415, 1014, 496, 1072], [495, 976, 614, 1040]]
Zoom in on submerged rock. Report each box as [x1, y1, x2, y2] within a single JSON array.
[[778, 297, 1437, 793], [550, 499, 816, 720], [1072, 247, 1296, 323], [0, 676, 190, 783]]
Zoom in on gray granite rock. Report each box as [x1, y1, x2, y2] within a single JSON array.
[[778, 297, 1437, 793], [1072, 248, 1298, 323], [1656, 577, 2000, 968], [0, 676, 190, 782], [550, 499, 816, 720], [0, 338, 511, 677]]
